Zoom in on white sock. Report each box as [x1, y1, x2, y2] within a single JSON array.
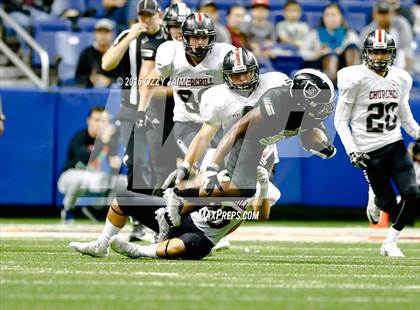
[[384, 227, 401, 244], [136, 243, 158, 258], [98, 218, 122, 245]]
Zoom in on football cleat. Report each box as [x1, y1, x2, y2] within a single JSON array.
[[69, 240, 109, 258], [380, 242, 405, 257], [213, 237, 231, 252], [163, 188, 183, 227], [155, 208, 171, 243], [366, 190, 380, 225], [110, 237, 143, 258]]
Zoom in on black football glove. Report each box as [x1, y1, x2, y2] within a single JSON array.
[[202, 163, 223, 195], [349, 152, 371, 169], [135, 111, 157, 131]]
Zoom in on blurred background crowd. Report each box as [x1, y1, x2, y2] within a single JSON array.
[[1, 0, 419, 88]]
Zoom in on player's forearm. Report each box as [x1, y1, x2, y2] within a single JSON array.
[[101, 38, 130, 71], [138, 68, 162, 112], [334, 100, 359, 154], [211, 117, 249, 166], [399, 101, 420, 140], [185, 125, 217, 167]]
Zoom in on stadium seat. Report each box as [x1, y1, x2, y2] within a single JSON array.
[[340, 1, 373, 17], [32, 19, 72, 66], [55, 31, 93, 83], [271, 53, 304, 76], [303, 11, 323, 28], [78, 17, 99, 32], [345, 12, 368, 34]]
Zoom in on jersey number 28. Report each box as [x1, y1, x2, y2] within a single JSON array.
[[366, 102, 398, 133]]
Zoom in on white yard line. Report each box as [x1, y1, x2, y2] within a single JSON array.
[[1, 224, 419, 243]]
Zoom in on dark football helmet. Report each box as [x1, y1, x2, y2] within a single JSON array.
[[222, 48, 259, 96], [162, 3, 192, 39], [291, 68, 335, 121], [182, 13, 216, 58], [362, 29, 396, 72]]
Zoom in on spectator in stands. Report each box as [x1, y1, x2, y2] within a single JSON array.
[[58, 107, 124, 222], [102, 0, 129, 32], [197, 0, 232, 44], [75, 19, 118, 88], [240, 0, 276, 71], [275, 0, 309, 50], [0, 98, 5, 136], [226, 3, 250, 48], [301, 3, 360, 83], [388, 0, 415, 27], [360, 0, 414, 71]]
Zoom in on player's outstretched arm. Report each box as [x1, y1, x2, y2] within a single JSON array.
[[211, 107, 263, 166], [398, 81, 420, 142], [137, 66, 162, 113], [102, 23, 147, 71]]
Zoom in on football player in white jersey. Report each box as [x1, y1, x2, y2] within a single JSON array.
[[161, 47, 289, 188], [334, 30, 420, 257], [137, 12, 235, 155], [68, 163, 280, 260]]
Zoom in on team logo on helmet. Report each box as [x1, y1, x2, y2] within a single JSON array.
[[303, 81, 321, 99]]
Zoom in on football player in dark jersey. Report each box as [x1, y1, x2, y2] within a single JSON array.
[[158, 69, 337, 230]]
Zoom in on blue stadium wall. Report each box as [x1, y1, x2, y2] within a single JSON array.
[[0, 86, 419, 208]]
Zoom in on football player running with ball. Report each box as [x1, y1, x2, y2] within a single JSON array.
[[334, 30, 419, 257]]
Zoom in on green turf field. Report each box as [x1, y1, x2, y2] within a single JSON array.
[[1, 237, 419, 310]]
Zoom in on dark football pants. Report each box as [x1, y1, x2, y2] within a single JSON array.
[[146, 99, 177, 192], [116, 192, 214, 259], [118, 105, 151, 194], [365, 140, 419, 231]]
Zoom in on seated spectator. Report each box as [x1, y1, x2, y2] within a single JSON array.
[[276, 0, 309, 50], [240, 0, 276, 71], [360, 0, 414, 71], [197, 0, 232, 44], [75, 19, 118, 88], [301, 3, 360, 82], [58, 107, 125, 222], [226, 3, 251, 48]]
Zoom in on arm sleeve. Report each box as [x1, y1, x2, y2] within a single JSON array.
[[141, 39, 162, 61], [155, 41, 175, 77], [334, 70, 360, 155], [200, 90, 222, 126], [399, 74, 419, 139]]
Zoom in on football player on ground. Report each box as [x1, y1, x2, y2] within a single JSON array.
[[68, 163, 280, 260], [334, 30, 419, 257], [156, 69, 336, 237]]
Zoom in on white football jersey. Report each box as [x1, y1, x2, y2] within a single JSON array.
[[336, 64, 418, 153], [200, 71, 290, 132], [190, 182, 280, 245], [155, 40, 234, 123]]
